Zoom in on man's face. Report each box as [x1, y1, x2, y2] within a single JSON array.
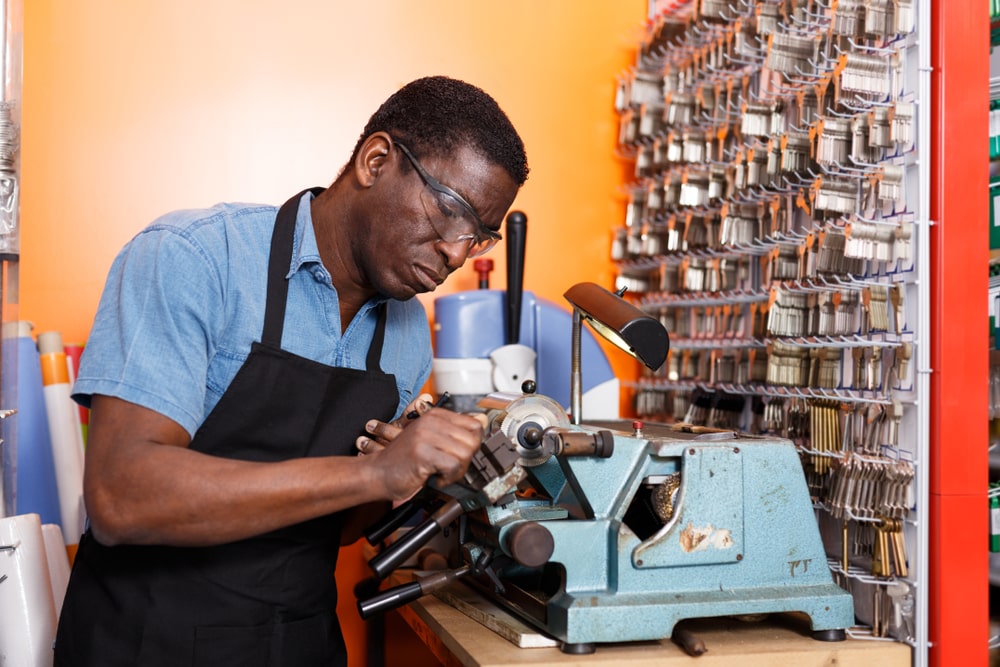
[[358, 142, 519, 300]]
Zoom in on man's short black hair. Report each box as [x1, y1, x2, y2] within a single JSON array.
[[350, 76, 529, 186]]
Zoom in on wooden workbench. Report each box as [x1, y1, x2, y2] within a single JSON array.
[[389, 580, 913, 667]]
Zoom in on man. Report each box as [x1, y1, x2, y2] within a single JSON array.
[[54, 76, 529, 666]]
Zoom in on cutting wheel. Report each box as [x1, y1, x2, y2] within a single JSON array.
[[491, 394, 570, 467]]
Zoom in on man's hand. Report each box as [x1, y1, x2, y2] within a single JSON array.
[[355, 396, 485, 500], [355, 393, 435, 454]]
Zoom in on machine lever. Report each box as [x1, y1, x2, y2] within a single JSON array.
[[367, 498, 465, 580], [364, 491, 434, 546], [504, 211, 527, 345], [357, 565, 470, 619]]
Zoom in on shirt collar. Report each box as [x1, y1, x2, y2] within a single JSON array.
[[286, 189, 390, 307], [287, 189, 322, 278]]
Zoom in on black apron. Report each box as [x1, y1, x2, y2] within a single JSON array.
[[55, 189, 400, 666]]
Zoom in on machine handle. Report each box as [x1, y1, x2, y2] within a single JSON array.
[[367, 498, 465, 580], [504, 211, 527, 345], [357, 565, 470, 619], [357, 581, 423, 619], [364, 494, 428, 546]]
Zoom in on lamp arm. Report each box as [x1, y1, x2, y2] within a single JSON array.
[[571, 308, 582, 425]]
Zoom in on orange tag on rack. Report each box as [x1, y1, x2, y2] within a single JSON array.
[[869, 171, 882, 191], [770, 196, 781, 222], [810, 118, 823, 156], [833, 56, 846, 103], [716, 124, 728, 149], [797, 188, 812, 216]]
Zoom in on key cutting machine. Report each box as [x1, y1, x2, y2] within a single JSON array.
[[358, 283, 854, 654]]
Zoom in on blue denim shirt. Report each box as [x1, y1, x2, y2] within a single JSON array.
[[73, 191, 432, 438]]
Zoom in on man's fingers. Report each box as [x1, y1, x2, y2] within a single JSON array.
[[365, 418, 403, 444], [355, 435, 385, 455], [393, 393, 435, 428]]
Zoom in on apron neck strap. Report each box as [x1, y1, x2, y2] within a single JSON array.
[[263, 188, 325, 347]]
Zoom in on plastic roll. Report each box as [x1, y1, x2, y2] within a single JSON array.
[[62, 343, 89, 445], [1, 321, 59, 525], [0, 407, 11, 518], [41, 523, 69, 618], [37, 331, 85, 556], [0, 513, 57, 667]]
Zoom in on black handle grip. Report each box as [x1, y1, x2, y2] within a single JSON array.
[[367, 499, 464, 580], [357, 581, 423, 619], [504, 211, 527, 345], [357, 565, 470, 619], [364, 495, 426, 546]]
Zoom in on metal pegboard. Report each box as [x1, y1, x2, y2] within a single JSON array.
[[618, 0, 928, 662]]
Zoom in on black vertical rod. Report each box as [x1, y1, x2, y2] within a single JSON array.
[[504, 211, 527, 345]]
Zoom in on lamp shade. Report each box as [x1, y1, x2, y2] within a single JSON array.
[[563, 282, 669, 371]]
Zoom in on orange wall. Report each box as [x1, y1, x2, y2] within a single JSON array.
[[21, 1, 645, 360], [21, 2, 645, 665]]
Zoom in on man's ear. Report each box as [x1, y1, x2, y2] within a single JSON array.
[[354, 132, 393, 188]]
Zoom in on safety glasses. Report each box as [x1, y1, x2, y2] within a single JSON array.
[[395, 141, 501, 258]]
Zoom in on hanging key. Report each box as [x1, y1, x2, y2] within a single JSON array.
[[869, 106, 894, 149], [892, 101, 915, 149], [869, 284, 890, 332], [890, 283, 906, 333], [885, 399, 903, 448], [840, 52, 892, 97], [894, 341, 913, 387], [879, 165, 905, 211], [865, 0, 895, 38], [832, 0, 863, 37], [767, 32, 816, 76], [867, 347, 883, 391]]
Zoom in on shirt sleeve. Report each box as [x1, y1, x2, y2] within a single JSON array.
[[72, 223, 225, 438]]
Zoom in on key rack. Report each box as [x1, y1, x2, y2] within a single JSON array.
[[613, 0, 930, 661]]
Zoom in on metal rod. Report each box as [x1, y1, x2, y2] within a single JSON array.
[[570, 309, 582, 425]]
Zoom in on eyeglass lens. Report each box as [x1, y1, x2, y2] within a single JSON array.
[[417, 185, 498, 258]]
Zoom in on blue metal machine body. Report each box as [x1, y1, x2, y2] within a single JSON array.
[[467, 420, 855, 646]]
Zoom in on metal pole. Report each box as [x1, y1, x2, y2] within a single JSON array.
[[571, 309, 582, 425]]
